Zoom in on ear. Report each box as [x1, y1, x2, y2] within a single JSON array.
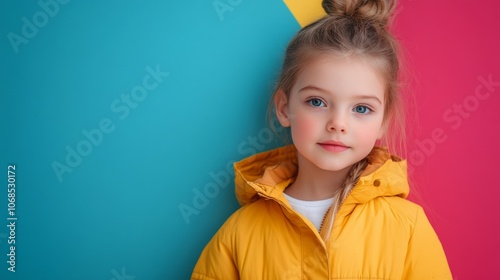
[[274, 89, 291, 127]]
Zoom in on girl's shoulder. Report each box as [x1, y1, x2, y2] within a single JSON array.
[[215, 197, 292, 240], [226, 198, 284, 225], [365, 195, 433, 229]]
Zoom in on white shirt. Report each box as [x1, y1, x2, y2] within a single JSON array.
[[284, 193, 334, 231]]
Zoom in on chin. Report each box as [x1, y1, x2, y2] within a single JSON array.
[[313, 161, 354, 172]]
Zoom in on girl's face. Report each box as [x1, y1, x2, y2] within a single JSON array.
[[276, 53, 386, 172]]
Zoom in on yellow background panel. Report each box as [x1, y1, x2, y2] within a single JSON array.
[[283, 0, 327, 27]]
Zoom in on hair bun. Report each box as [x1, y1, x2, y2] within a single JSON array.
[[322, 0, 396, 28]]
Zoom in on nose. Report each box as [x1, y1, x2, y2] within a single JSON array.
[[326, 112, 347, 133]]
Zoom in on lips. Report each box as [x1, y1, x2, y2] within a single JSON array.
[[318, 140, 350, 152]]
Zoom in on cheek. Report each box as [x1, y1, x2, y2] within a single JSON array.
[[290, 111, 321, 140], [355, 119, 383, 141]]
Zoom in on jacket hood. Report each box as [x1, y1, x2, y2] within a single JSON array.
[[234, 145, 409, 207]]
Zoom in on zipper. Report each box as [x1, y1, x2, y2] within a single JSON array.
[[258, 191, 332, 278], [318, 206, 332, 233]]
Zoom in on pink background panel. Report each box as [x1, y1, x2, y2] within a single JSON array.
[[395, 0, 500, 278]]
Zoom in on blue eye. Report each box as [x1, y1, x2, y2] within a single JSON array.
[[307, 98, 326, 107], [354, 105, 372, 114]]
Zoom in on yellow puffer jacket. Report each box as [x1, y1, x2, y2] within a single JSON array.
[[192, 145, 452, 279]]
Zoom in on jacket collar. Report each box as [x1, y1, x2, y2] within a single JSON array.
[[234, 145, 409, 207]]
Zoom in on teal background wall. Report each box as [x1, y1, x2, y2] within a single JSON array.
[[0, 1, 297, 279]]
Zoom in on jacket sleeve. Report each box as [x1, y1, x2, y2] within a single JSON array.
[[402, 206, 453, 279], [191, 217, 239, 280]]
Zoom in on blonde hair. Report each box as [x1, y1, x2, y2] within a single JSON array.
[[269, 0, 406, 240]]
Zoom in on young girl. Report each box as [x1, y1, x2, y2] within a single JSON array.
[[192, 0, 452, 279]]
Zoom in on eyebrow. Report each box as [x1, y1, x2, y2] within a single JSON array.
[[298, 85, 329, 95], [298, 85, 383, 105]]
